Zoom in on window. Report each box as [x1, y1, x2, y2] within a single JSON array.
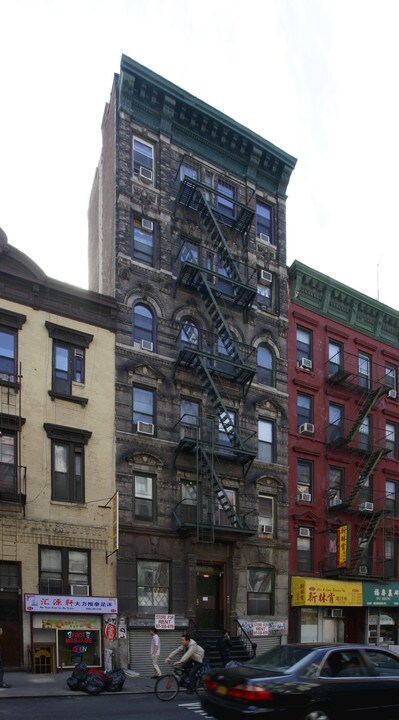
[[386, 480, 397, 515], [329, 466, 344, 504], [257, 345, 273, 386], [44, 424, 91, 504], [132, 217, 154, 265], [256, 202, 273, 242], [213, 488, 237, 526], [358, 352, 371, 389], [180, 399, 200, 441], [181, 482, 198, 523], [0, 432, 16, 494], [216, 179, 235, 219], [137, 560, 169, 614], [134, 474, 154, 520], [0, 561, 19, 590], [0, 329, 16, 382], [297, 393, 313, 428], [181, 239, 199, 265], [46, 323, 93, 400], [179, 319, 199, 348], [133, 137, 154, 181], [258, 495, 274, 535], [39, 546, 89, 594], [358, 473, 373, 506], [386, 422, 397, 457], [257, 275, 273, 310], [386, 364, 397, 396], [297, 530, 313, 573], [247, 568, 274, 615], [358, 415, 371, 451], [297, 460, 313, 498], [133, 386, 154, 425], [218, 408, 236, 448], [328, 341, 342, 375], [258, 419, 274, 463], [133, 304, 155, 349], [329, 403, 344, 443], [180, 162, 198, 181], [384, 539, 397, 578], [328, 531, 337, 570], [296, 327, 312, 363]]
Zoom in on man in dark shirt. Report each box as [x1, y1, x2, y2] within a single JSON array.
[[0, 627, 12, 688]]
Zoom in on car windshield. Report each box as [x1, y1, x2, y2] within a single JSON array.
[[244, 645, 315, 673]]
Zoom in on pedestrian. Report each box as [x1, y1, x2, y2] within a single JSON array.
[[150, 627, 162, 679], [217, 629, 232, 666], [165, 633, 204, 694], [0, 627, 11, 688]]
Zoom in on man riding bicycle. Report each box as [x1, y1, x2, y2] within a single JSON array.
[[165, 633, 204, 694]]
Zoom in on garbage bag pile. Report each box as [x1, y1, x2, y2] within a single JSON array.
[[67, 663, 126, 694]]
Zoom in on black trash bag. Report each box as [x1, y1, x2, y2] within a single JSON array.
[[67, 676, 80, 691], [105, 668, 126, 692], [79, 672, 107, 695], [72, 662, 88, 681]]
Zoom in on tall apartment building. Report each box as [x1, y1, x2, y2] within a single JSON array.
[[88, 55, 296, 669], [288, 260, 399, 647], [0, 228, 117, 672]]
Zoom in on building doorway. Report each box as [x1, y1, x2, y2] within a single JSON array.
[[196, 565, 223, 630]]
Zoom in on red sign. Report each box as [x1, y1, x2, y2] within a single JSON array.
[[104, 623, 116, 641]]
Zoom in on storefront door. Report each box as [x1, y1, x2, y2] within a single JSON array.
[[196, 565, 223, 629]]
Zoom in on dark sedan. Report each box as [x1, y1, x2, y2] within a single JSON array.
[[200, 643, 399, 720]]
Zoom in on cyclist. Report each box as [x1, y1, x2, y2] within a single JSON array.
[[165, 633, 204, 694]]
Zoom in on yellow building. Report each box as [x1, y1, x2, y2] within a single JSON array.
[[0, 228, 117, 672]]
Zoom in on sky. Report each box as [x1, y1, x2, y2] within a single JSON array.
[[1, 0, 399, 310]]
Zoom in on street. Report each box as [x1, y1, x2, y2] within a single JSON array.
[[0, 693, 215, 720]]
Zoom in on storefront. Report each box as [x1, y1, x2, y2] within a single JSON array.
[[25, 594, 117, 672], [363, 582, 399, 648]]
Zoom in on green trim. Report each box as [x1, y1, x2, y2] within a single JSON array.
[[288, 260, 399, 348]]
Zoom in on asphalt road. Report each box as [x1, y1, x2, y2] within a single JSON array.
[[0, 693, 215, 720]]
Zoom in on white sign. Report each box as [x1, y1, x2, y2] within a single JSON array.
[[25, 594, 118, 614], [104, 648, 113, 673], [252, 621, 286, 636], [155, 614, 175, 629]]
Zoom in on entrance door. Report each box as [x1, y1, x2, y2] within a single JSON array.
[[196, 565, 223, 630]]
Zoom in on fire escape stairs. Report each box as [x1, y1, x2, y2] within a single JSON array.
[[345, 450, 387, 507], [347, 512, 383, 572], [199, 447, 244, 530], [343, 384, 388, 444]]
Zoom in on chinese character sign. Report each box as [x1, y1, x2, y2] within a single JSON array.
[[291, 577, 362, 606], [337, 525, 348, 568], [25, 594, 118, 614]]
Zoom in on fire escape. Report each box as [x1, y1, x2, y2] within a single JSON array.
[[0, 364, 26, 508], [172, 164, 258, 542], [325, 351, 391, 578]]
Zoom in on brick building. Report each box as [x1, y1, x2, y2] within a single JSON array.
[[288, 260, 399, 647], [88, 55, 296, 670]]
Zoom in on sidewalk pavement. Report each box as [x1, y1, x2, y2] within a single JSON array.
[[0, 670, 156, 699]]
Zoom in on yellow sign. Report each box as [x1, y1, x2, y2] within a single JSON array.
[[337, 525, 348, 568], [291, 576, 362, 607]]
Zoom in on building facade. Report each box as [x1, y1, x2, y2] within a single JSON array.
[[88, 55, 296, 669], [288, 260, 399, 648], [0, 228, 117, 672]]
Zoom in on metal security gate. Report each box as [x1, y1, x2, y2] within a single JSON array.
[[253, 636, 281, 655], [128, 629, 183, 675]]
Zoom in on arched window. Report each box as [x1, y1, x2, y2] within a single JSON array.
[[179, 319, 199, 348], [257, 345, 273, 386], [133, 304, 155, 349]]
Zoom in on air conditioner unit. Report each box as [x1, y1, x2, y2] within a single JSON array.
[[139, 166, 153, 183], [325, 608, 343, 618], [299, 492, 312, 502], [259, 270, 272, 284], [299, 527, 311, 537], [137, 421, 155, 435], [258, 233, 270, 244], [141, 218, 154, 232], [141, 339, 154, 351], [388, 389, 397, 399], [300, 357, 313, 370], [358, 565, 368, 576], [299, 423, 315, 436], [330, 498, 342, 507], [260, 524, 273, 534], [359, 501, 374, 512], [70, 584, 90, 596]]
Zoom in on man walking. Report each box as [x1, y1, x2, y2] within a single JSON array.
[[0, 627, 11, 688], [150, 627, 161, 679]]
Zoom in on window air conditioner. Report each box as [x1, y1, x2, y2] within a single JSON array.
[[258, 233, 270, 243], [299, 423, 315, 436], [141, 339, 154, 351], [359, 501, 374, 512], [299, 527, 311, 537], [388, 389, 397, 399], [259, 270, 273, 284], [299, 492, 312, 502], [358, 565, 368, 576], [139, 166, 153, 183], [137, 421, 155, 435], [260, 524, 273, 534], [330, 498, 342, 507], [70, 584, 90, 596], [326, 608, 343, 618], [141, 218, 154, 232], [300, 357, 313, 370]]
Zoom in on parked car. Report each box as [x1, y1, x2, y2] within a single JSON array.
[[200, 642, 399, 720]]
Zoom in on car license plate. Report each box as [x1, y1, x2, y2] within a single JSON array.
[[216, 685, 228, 695]]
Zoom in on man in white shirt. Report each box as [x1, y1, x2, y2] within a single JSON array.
[[150, 627, 161, 678], [165, 633, 204, 694]]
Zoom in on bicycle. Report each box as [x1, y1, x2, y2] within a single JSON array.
[[154, 664, 206, 701]]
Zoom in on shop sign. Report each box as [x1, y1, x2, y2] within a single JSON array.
[[25, 594, 118, 614], [363, 582, 399, 607], [291, 576, 362, 607], [104, 623, 117, 641], [34, 615, 101, 630], [252, 621, 286, 636], [155, 614, 175, 629], [337, 525, 349, 567]]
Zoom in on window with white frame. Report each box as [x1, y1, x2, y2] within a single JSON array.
[[39, 546, 89, 595], [386, 364, 397, 397], [0, 328, 16, 382], [132, 217, 154, 265], [0, 431, 17, 494], [358, 415, 371, 451], [257, 345, 274, 386], [247, 568, 274, 615], [132, 304, 155, 349], [386, 422, 397, 457], [328, 340, 342, 375], [133, 137, 154, 182], [329, 466, 344, 504], [297, 530, 313, 574], [134, 474, 154, 520], [296, 327, 312, 363], [258, 419, 274, 463], [297, 460, 313, 499], [256, 202, 273, 243], [386, 480, 397, 516], [258, 495, 274, 535], [358, 352, 371, 389], [137, 560, 169, 614]]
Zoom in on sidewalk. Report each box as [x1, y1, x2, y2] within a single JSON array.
[[0, 670, 156, 698]]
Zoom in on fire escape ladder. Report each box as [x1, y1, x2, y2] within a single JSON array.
[[199, 274, 244, 365], [344, 385, 388, 443], [348, 512, 383, 571], [345, 450, 386, 507], [199, 448, 243, 529]]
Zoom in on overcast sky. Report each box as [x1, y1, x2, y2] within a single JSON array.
[[1, 0, 399, 311]]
